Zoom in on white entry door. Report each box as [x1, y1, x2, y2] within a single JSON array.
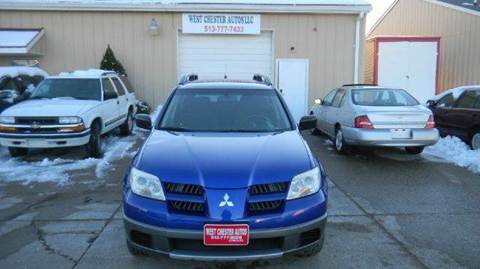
[[277, 59, 309, 123], [378, 41, 438, 103]]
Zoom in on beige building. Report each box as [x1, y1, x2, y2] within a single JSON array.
[[365, 0, 480, 101], [0, 0, 370, 120]]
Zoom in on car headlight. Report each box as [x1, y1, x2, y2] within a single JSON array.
[[129, 167, 165, 201], [287, 167, 321, 200], [0, 116, 15, 124], [59, 116, 82, 124]]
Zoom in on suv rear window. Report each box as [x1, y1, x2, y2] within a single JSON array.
[[352, 88, 419, 106], [119, 76, 134, 93], [160, 89, 292, 132]]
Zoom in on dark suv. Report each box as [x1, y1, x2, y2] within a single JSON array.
[[429, 88, 480, 150]]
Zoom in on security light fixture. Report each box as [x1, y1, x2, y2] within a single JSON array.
[[148, 18, 160, 36]]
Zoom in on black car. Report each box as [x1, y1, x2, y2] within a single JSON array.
[[428, 88, 480, 150], [0, 67, 47, 112]]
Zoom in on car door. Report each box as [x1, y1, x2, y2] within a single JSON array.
[[101, 77, 121, 132], [326, 89, 346, 136], [431, 93, 455, 135], [110, 76, 129, 121], [316, 89, 337, 135], [445, 91, 479, 141], [119, 76, 137, 109]]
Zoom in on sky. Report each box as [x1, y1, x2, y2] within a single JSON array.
[[366, 0, 396, 32]]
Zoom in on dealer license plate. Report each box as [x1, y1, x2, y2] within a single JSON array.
[[203, 224, 249, 246], [390, 129, 412, 139]]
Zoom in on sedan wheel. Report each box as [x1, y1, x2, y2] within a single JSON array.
[[471, 132, 480, 150], [334, 128, 347, 154]]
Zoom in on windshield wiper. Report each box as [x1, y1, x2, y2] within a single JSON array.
[[159, 126, 194, 132]]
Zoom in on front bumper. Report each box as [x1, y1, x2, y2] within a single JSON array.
[[342, 127, 439, 147], [124, 213, 327, 261], [0, 129, 90, 148]]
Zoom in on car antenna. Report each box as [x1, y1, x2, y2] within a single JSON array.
[[224, 64, 228, 80]]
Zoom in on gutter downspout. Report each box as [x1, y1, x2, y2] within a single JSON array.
[[354, 12, 365, 84]]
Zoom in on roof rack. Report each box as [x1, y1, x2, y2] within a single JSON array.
[[342, 83, 378, 87], [253, 74, 272, 86], [178, 73, 198, 85]]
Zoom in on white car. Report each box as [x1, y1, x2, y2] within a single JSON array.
[[310, 85, 439, 154], [0, 69, 137, 157]]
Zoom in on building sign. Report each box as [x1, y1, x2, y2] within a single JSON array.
[[182, 14, 261, 35]]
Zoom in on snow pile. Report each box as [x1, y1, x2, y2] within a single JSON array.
[[0, 66, 48, 78], [0, 134, 140, 185], [58, 69, 114, 77], [424, 136, 480, 174]]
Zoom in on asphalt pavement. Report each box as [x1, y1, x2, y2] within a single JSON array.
[[0, 131, 478, 269]]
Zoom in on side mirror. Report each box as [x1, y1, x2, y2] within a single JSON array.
[[298, 115, 317, 131], [426, 100, 436, 108], [135, 114, 152, 130], [314, 98, 322, 105]]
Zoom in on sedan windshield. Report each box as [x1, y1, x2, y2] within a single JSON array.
[[30, 79, 101, 101], [352, 89, 419, 106], [159, 89, 292, 132]]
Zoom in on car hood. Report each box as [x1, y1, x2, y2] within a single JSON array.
[[136, 130, 314, 189], [0, 99, 100, 117]]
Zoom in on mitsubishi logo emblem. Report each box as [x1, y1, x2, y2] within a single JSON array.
[[219, 193, 234, 207]]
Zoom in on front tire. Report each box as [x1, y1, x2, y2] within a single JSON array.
[[120, 110, 134, 136], [405, 146, 424, 154], [334, 128, 348, 154], [470, 132, 480, 150], [85, 121, 103, 158], [8, 147, 28, 157]]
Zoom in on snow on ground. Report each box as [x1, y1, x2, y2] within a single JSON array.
[[424, 136, 480, 174], [0, 132, 141, 185]]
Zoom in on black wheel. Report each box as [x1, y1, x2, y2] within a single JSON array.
[[295, 236, 325, 257], [334, 127, 348, 154], [311, 128, 322, 136], [470, 131, 480, 150], [85, 121, 103, 158], [405, 146, 424, 154], [8, 147, 28, 157], [120, 110, 134, 136], [126, 240, 147, 256]]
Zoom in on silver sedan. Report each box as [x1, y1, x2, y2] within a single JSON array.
[[310, 85, 439, 154]]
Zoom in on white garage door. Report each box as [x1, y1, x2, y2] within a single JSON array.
[[178, 32, 273, 81], [378, 41, 438, 103]]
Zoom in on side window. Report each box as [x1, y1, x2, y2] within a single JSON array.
[[436, 93, 455, 108], [455, 91, 477, 109], [474, 91, 480, 109], [120, 76, 135, 93], [102, 78, 118, 101], [111, 77, 126, 96], [322, 89, 337, 106], [332, 90, 346, 108]]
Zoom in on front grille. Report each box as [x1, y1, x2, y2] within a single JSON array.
[[15, 127, 59, 134], [249, 182, 289, 195], [168, 200, 205, 215], [171, 237, 283, 252], [248, 200, 284, 214], [164, 183, 204, 196], [15, 117, 58, 125]]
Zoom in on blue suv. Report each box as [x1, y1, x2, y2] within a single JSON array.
[[123, 74, 328, 261]]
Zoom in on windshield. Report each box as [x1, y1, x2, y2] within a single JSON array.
[[159, 89, 292, 132], [30, 79, 101, 101], [352, 89, 419, 106]]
